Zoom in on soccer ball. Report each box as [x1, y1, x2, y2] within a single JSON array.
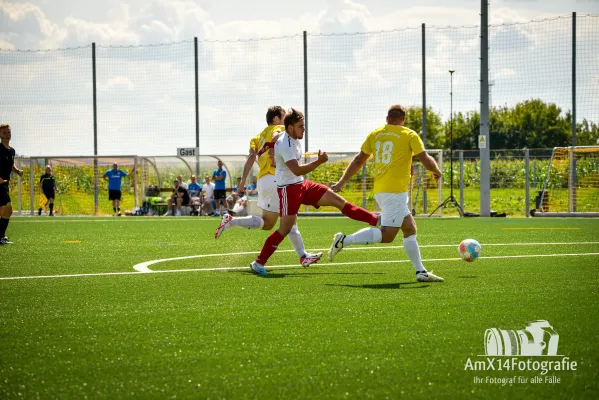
[[458, 239, 481, 262]]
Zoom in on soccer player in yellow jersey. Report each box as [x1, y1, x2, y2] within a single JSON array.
[[329, 105, 445, 282], [214, 106, 322, 267]]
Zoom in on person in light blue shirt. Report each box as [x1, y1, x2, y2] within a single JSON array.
[[247, 176, 258, 197], [103, 163, 134, 216], [187, 175, 202, 216], [212, 160, 227, 216]]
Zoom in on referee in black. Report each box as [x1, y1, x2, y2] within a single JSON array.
[[38, 165, 58, 216], [0, 124, 24, 245]]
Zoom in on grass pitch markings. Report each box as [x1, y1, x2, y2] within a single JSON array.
[[133, 241, 599, 272], [1, 252, 599, 281]]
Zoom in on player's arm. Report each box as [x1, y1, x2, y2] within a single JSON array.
[[285, 150, 328, 177], [239, 147, 257, 190], [103, 172, 109, 182], [331, 151, 370, 192], [12, 164, 23, 177], [417, 152, 442, 181]]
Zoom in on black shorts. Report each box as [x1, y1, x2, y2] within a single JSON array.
[[214, 189, 226, 200], [0, 183, 10, 207], [43, 190, 55, 200], [109, 190, 122, 201]]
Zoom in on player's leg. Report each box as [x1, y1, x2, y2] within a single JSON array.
[[165, 197, 174, 216], [48, 195, 55, 216], [315, 187, 378, 226], [250, 184, 301, 275], [0, 190, 14, 244], [402, 215, 443, 282], [116, 193, 121, 216], [175, 197, 183, 216]]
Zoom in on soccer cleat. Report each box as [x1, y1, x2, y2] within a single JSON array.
[[416, 270, 444, 282], [175, 210, 182, 217], [328, 232, 345, 262], [38, 208, 42, 216], [300, 252, 323, 267], [214, 213, 233, 239], [164, 210, 172, 216], [0, 237, 14, 245], [249, 261, 268, 276]]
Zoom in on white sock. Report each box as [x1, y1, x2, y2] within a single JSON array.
[[230, 215, 264, 230], [343, 228, 382, 246], [288, 224, 306, 258], [403, 235, 426, 273]]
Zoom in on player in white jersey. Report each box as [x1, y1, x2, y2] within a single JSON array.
[[249, 108, 381, 275], [214, 106, 322, 267]]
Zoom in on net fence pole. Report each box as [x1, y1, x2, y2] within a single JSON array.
[[525, 149, 530, 218], [17, 163, 22, 216], [571, 12, 577, 212], [194, 37, 200, 176], [303, 31, 309, 154], [422, 23, 428, 212], [92, 42, 99, 216], [459, 150, 464, 211], [134, 156, 139, 210], [29, 158, 34, 216], [479, 0, 491, 217]]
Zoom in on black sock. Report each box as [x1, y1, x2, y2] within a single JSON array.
[[49, 203, 54, 214], [113, 207, 117, 213], [117, 208, 120, 212], [0, 218, 9, 238]]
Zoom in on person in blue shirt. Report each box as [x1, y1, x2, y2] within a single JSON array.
[[187, 175, 202, 216], [247, 176, 258, 197], [103, 163, 134, 216], [212, 160, 227, 216]]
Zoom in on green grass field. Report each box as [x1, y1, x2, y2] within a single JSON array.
[[1, 217, 598, 399]]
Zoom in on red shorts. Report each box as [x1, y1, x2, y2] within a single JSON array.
[[278, 180, 329, 217]]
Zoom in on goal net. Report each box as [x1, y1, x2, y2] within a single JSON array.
[[302, 150, 444, 216], [533, 146, 599, 217]]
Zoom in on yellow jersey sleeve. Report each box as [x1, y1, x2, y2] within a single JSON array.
[[409, 132, 425, 156], [360, 133, 374, 155], [249, 136, 259, 151]]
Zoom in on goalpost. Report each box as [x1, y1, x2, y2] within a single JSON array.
[[532, 146, 599, 217]]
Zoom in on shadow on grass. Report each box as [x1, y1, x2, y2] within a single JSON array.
[[228, 270, 384, 278], [456, 276, 478, 279], [325, 282, 430, 290]]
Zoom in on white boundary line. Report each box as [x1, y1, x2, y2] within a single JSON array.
[[133, 242, 599, 273], [1, 252, 598, 281]]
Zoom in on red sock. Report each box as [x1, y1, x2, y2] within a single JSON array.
[[342, 202, 378, 226], [257, 230, 285, 265]]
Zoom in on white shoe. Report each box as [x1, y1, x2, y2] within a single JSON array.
[[214, 213, 233, 239], [328, 232, 345, 262], [416, 270, 444, 282], [175, 210, 182, 216], [300, 252, 323, 267], [163, 210, 172, 216], [250, 261, 268, 275]]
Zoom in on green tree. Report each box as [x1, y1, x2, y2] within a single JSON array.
[[404, 106, 444, 149]]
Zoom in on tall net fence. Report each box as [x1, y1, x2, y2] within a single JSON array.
[[198, 37, 304, 155], [96, 42, 196, 155], [0, 47, 93, 156], [2, 16, 596, 159], [308, 28, 422, 152]]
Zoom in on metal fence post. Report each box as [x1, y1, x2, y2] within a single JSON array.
[[134, 156, 139, 210], [194, 37, 200, 175], [571, 12, 577, 212], [525, 149, 530, 218], [17, 160, 22, 216], [459, 151, 464, 211], [92, 42, 99, 216], [303, 31, 309, 154], [29, 158, 34, 215], [479, 0, 491, 217]]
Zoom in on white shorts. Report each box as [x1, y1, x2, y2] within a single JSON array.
[[257, 175, 279, 213], [375, 192, 411, 227]]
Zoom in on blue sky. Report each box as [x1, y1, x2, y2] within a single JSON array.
[[0, 0, 598, 156]]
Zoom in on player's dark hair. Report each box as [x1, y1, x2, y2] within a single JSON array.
[[0, 124, 10, 130], [284, 108, 304, 130], [266, 106, 285, 125], [387, 105, 406, 123]]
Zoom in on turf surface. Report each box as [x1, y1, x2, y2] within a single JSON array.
[[1, 217, 598, 399]]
